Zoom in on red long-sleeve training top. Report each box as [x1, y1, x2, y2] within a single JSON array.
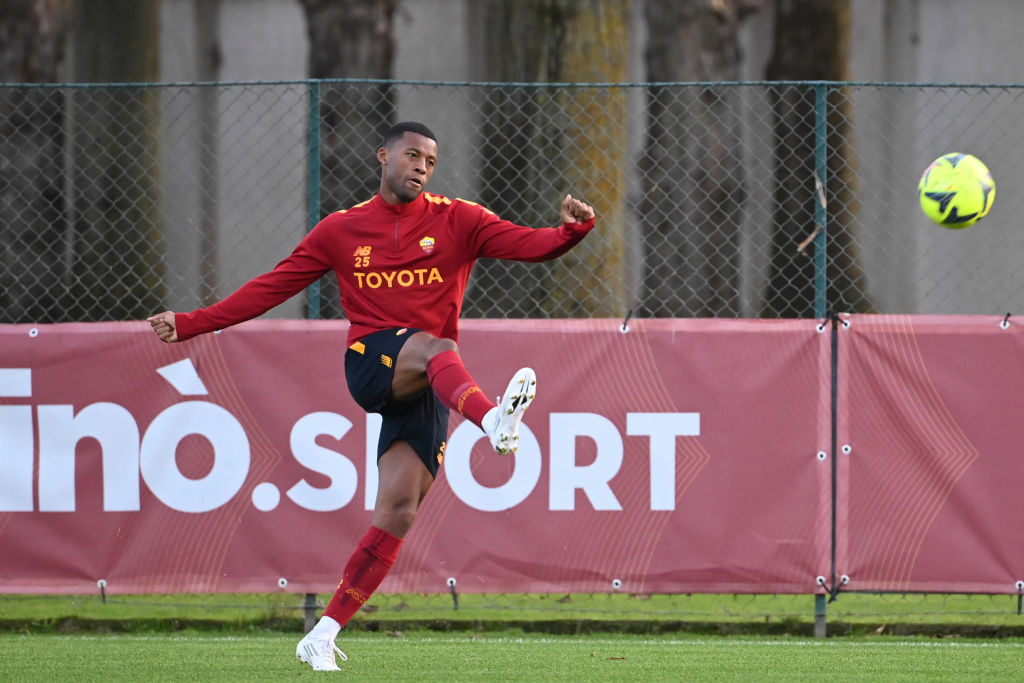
[[175, 191, 595, 345]]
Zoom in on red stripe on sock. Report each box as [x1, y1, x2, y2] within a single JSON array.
[[323, 526, 403, 627], [426, 350, 494, 427]]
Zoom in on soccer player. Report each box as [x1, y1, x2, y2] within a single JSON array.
[[147, 121, 595, 671]]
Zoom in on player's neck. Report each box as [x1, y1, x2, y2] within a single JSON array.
[[378, 189, 422, 210]]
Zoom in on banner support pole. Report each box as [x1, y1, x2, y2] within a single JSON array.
[[304, 592, 318, 632]]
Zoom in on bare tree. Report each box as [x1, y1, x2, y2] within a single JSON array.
[[463, 0, 629, 319], [0, 0, 68, 322], [639, 0, 762, 317], [763, 0, 870, 316], [299, 0, 398, 319]]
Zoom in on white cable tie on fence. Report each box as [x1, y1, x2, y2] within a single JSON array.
[[796, 225, 821, 256], [97, 578, 107, 603], [612, 579, 622, 590], [277, 577, 288, 589], [797, 172, 827, 257], [619, 308, 634, 334], [1000, 313, 1011, 330], [1016, 580, 1023, 591], [29, 328, 38, 338], [841, 444, 852, 455], [816, 451, 828, 462], [816, 574, 847, 602]]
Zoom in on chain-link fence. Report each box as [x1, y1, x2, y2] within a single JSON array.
[[3, 79, 1023, 324]]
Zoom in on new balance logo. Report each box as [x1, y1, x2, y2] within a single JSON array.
[[380, 355, 393, 368]]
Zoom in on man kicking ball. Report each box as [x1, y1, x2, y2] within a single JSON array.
[[148, 121, 595, 671]]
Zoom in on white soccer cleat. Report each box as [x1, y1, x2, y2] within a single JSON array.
[[484, 367, 537, 454], [296, 631, 348, 671]]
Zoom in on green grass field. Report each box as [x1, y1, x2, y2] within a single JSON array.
[[2, 631, 1024, 681], [3, 591, 1023, 636], [3, 593, 1024, 680]]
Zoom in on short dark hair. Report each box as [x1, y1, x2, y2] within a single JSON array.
[[381, 121, 437, 149]]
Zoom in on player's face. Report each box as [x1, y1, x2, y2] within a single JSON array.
[[379, 132, 438, 204]]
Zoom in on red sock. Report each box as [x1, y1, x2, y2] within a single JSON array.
[[426, 350, 495, 427], [323, 526, 403, 627]]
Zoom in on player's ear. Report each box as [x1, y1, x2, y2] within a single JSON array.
[[377, 146, 387, 165]]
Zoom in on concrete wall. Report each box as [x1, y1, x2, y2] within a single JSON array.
[[732, 0, 1024, 315], [159, 0, 308, 315], [849, 0, 1024, 315], [155, 0, 1024, 316], [392, 0, 479, 200]]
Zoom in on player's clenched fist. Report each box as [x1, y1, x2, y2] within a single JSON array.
[[560, 193, 595, 224], [147, 311, 179, 343]]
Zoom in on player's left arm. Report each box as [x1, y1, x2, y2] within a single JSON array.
[[469, 194, 596, 262]]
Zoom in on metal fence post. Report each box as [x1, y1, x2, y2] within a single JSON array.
[[814, 593, 827, 638], [306, 80, 321, 319], [813, 83, 828, 319], [304, 592, 318, 632]]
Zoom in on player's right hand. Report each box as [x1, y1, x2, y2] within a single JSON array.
[[147, 311, 179, 343]]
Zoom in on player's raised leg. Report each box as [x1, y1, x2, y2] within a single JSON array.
[[398, 331, 537, 454]]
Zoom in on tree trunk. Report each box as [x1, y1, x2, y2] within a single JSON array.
[[68, 0, 164, 320], [464, 0, 630, 319], [640, 0, 761, 317], [299, 0, 397, 319], [0, 0, 68, 322], [763, 0, 870, 316]]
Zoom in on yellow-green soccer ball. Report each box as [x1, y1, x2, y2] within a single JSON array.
[[918, 152, 995, 228]]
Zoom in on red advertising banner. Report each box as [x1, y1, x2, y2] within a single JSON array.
[[0, 318, 831, 595], [837, 314, 1024, 594]]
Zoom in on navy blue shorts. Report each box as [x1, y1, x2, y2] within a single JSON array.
[[344, 327, 448, 479]]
